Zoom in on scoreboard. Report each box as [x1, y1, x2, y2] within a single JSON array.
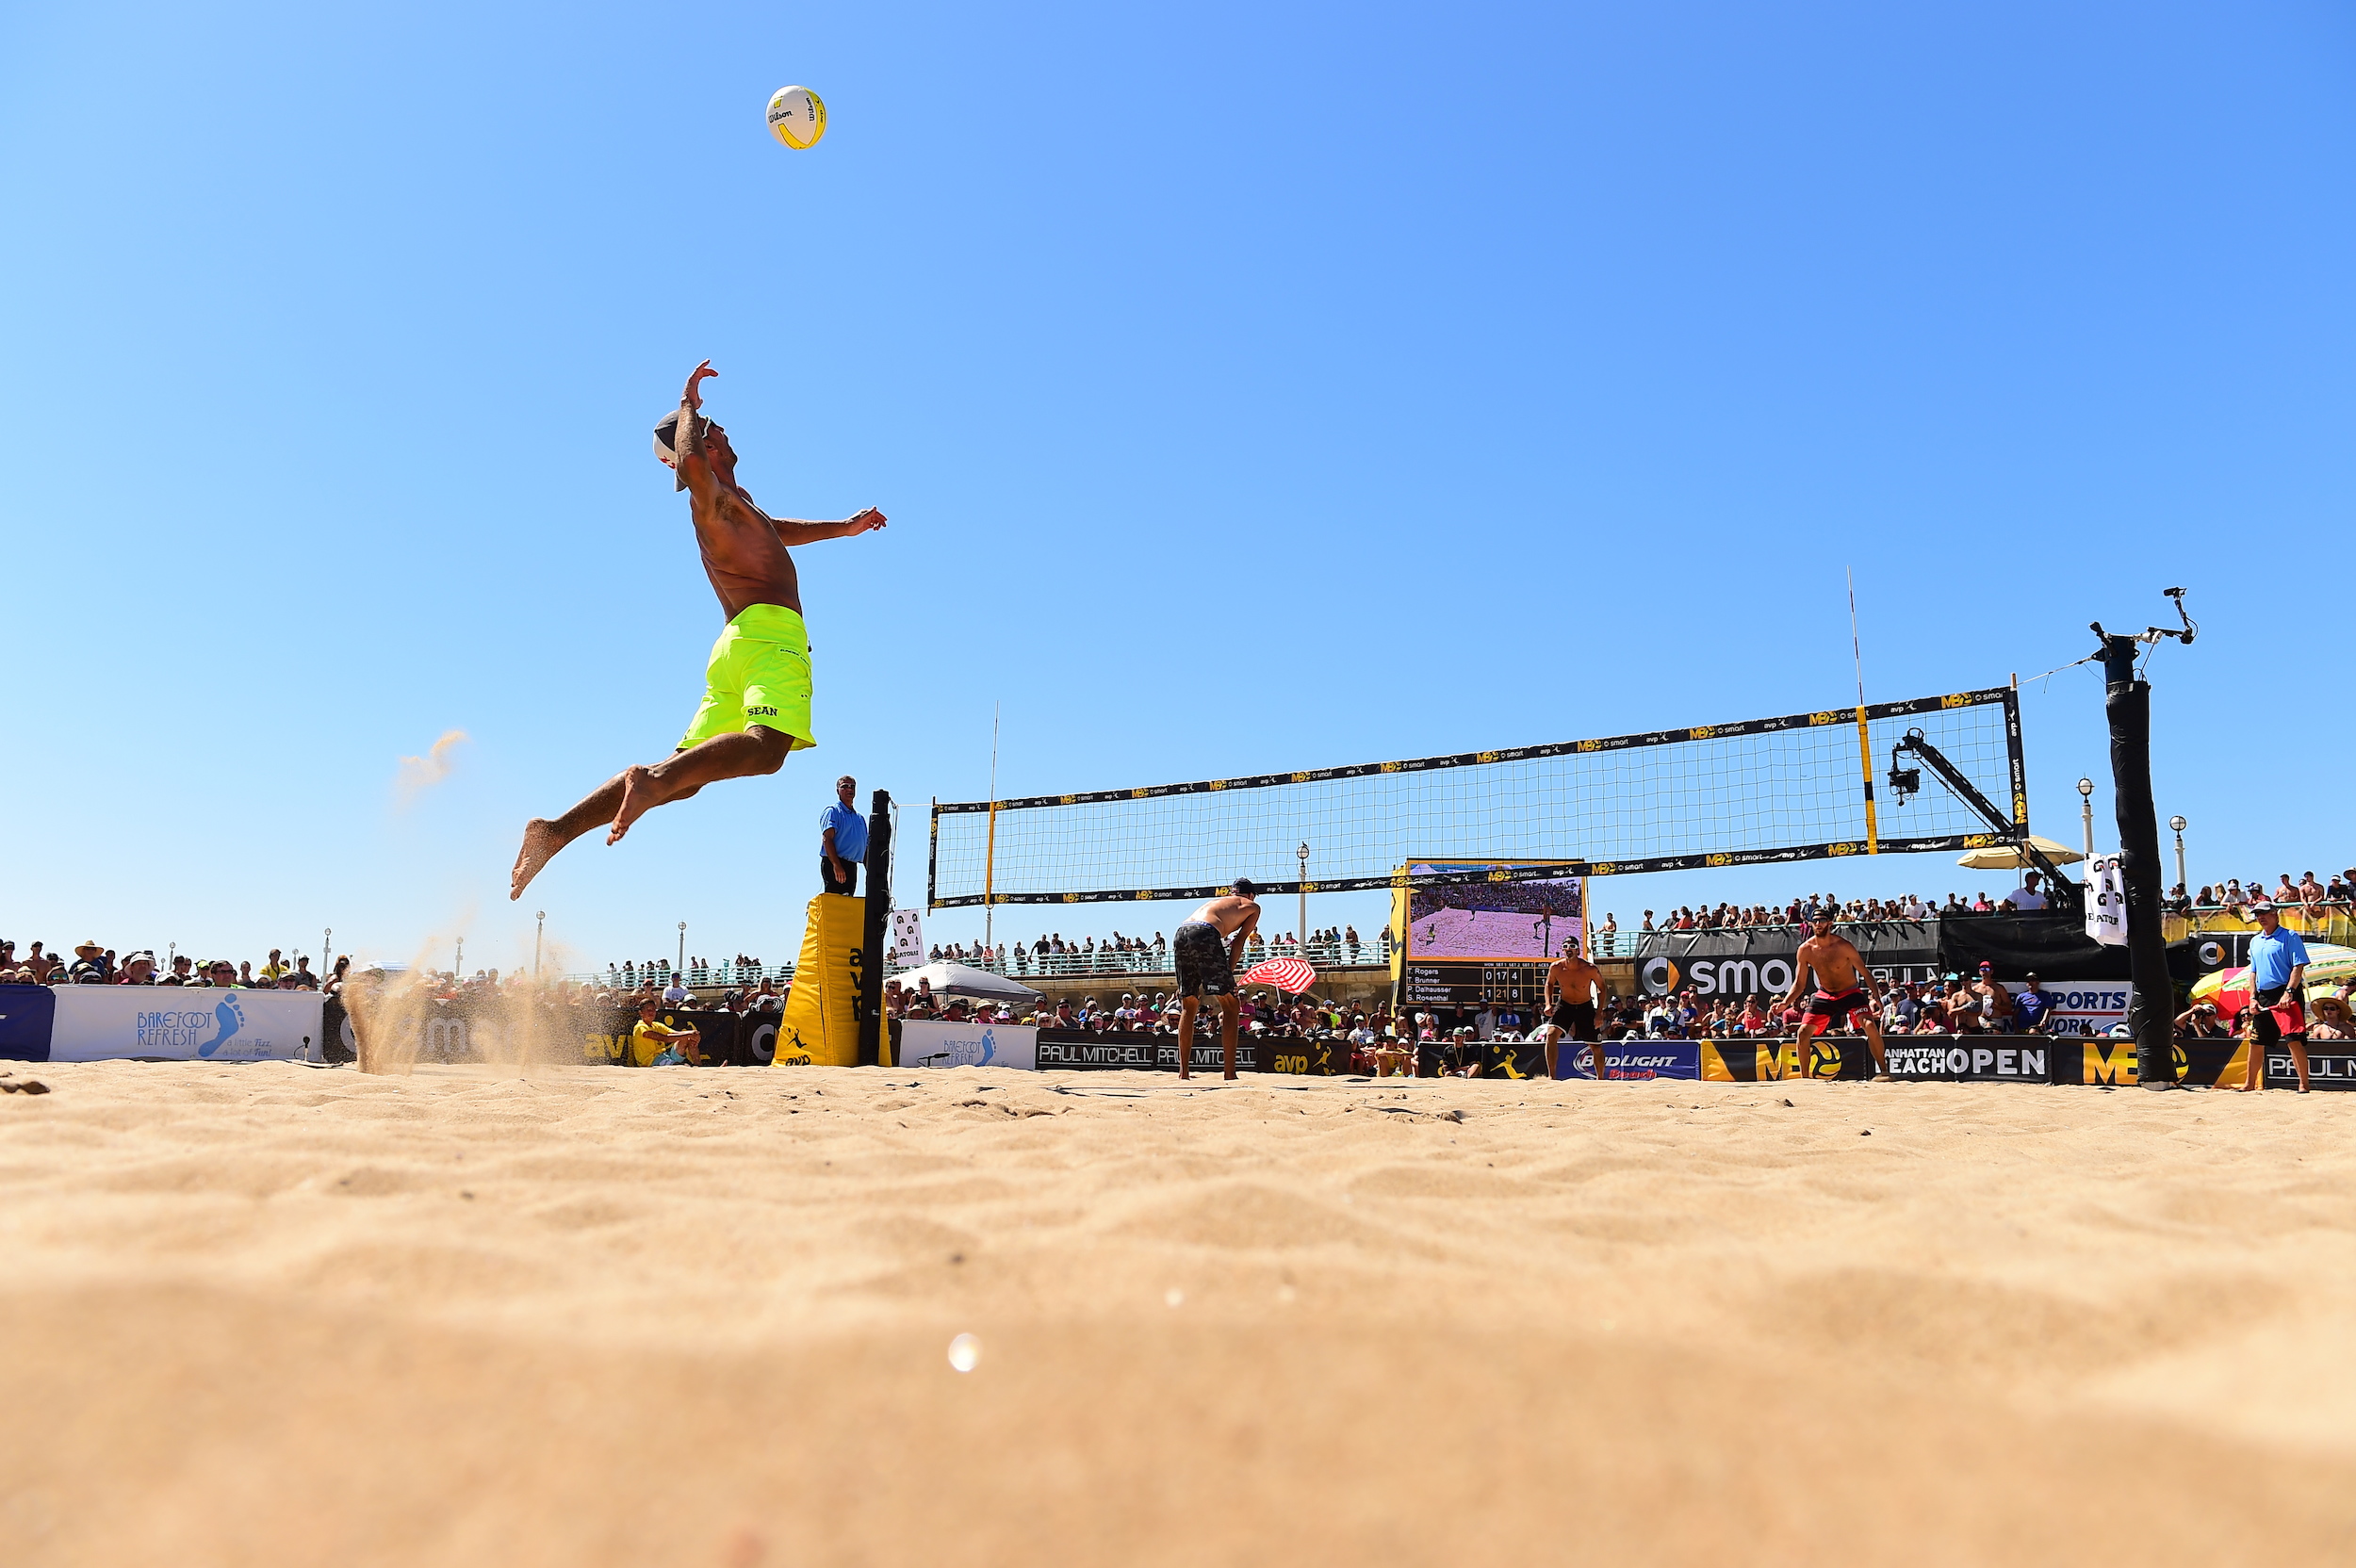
[[1402, 961, 1551, 1009]]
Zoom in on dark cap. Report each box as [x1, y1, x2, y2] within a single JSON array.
[[1233, 877, 1258, 898]]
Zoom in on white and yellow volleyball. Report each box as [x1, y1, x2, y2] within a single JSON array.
[[766, 86, 826, 149]]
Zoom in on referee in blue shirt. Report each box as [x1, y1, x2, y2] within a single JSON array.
[[2240, 900, 2312, 1092], [820, 775, 867, 896]]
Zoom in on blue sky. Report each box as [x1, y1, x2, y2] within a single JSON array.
[[4, 2, 2350, 975]]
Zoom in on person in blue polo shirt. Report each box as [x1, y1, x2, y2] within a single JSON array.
[[2239, 901, 2312, 1092], [2012, 972, 2053, 1034], [820, 775, 867, 896]]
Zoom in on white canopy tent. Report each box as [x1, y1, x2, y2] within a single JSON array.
[[885, 961, 1042, 1003]]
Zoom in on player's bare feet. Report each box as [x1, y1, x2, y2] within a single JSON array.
[[510, 819, 561, 901], [607, 764, 658, 845]]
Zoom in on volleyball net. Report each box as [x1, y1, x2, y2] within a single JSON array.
[[926, 687, 2028, 908]]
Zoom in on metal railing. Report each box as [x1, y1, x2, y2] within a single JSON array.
[[920, 933, 1396, 980], [2165, 905, 2356, 945]]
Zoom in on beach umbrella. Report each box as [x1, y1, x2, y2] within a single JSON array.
[[1241, 956, 1317, 994], [1954, 836, 2086, 871], [2189, 942, 2356, 1013]]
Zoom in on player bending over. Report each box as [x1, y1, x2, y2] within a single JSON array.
[[511, 361, 886, 898], [1540, 936, 1607, 1081], [1779, 914, 1891, 1080], [1172, 881, 1261, 1081]]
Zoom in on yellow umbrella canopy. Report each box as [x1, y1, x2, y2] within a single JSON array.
[[1954, 836, 2086, 872]]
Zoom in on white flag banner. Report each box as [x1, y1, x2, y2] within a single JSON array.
[[889, 907, 924, 968], [2085, 855, 2128, 947]]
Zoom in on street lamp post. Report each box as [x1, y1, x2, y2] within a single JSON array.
[[2168, 816, 2188, 894], [534, 911, 546, 979], [2076, 777, 2095, 864], [677, 922, 686, 981], [454, 936, 464, 978], [322, 928, 332, 972]]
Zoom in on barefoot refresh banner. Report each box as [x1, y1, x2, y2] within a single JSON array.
[[0, 986, 326, 1063]]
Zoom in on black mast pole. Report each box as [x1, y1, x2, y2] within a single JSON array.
[[856, 789, 893, 1069], [2093, 629, 2176, 1089]]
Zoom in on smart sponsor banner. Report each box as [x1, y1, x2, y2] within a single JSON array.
[[44, 987, 323, 1063], [1638, 925, 1939, 999], [1638, 916, 2131, 999], [897, 1020, 1039, 1071]]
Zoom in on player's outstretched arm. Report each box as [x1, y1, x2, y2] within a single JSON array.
[[674, 361, 721, 502], [769, 508, 887, 546]]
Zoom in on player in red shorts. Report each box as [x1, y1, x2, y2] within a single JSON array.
[[1779, 914, 1891, 1080]]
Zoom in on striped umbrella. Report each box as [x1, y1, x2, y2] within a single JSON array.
[[1241, 956, 1317, 995]]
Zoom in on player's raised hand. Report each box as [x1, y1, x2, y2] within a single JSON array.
[[683, 359, 717, 409], [845, 507, 888, 534]]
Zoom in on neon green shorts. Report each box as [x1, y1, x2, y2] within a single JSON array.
[[679, 604, 816, 751]]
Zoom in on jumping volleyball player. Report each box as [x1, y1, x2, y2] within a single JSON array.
[[1779, 914, 1892, 1080], [510, 361, 886, 898]]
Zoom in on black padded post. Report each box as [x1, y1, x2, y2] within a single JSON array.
[[856, 790, 893, 1068], [2097, 635, 2174, 1088]]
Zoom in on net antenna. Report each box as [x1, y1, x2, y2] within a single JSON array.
[[928, 684, 2032, 908], [1848, 566, 1878, 856]]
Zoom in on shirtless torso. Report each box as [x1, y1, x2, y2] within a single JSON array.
[[1186, 893, 1261, 942], [507, 361, 886, 901], [1782, 921, 1889, 1077], [1539, 941, 1607, 1079]]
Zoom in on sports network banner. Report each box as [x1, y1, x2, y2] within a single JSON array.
[[0, 986, 323, 1063]]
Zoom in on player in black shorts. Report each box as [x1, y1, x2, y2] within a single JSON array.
[[1541, 937, 1607, 1080], [1170, 880, 1261, 1080]]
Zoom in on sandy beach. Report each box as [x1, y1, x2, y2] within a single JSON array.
[[3, 1061, 2353, 1565]]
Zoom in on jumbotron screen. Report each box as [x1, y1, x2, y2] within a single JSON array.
[[1400, 863, 1586, 962]]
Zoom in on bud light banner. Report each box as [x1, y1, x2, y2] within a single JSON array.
[[44, 988, 324, 1063], [1559, 1038, 1701, 1081], [898, 1019, 1038, 1071]]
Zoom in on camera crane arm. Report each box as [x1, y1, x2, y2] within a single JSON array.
[[1885, 728, 2077, 896]]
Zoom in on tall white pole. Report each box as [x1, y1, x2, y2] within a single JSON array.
[[985, 701, 1001, 955]]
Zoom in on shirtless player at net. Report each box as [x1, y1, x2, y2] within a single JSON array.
[[1171, 882, 1261, 1081], [510, 361, 885, 899], [1779, 914, 1891, 1080]]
